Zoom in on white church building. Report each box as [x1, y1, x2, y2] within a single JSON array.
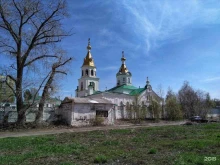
[[59, 39, 163, 126]]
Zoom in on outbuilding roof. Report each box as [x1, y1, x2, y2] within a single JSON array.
[[62, 97, 113, 104]]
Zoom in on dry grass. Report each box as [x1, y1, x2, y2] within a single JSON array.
[[0, 123, 219, 165]]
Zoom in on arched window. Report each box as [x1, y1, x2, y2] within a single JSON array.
[[94, 71, 96, 76], [123, 78, 125, 82], [114, 99, 118, 106], [91, 82, 95, 90], [82, 70, 84, 76], [120, 101, 124, 110], [128, 78, 130, 83], [117, 80, 120, 86], [86, 69, 88, 76], [91, 70, 94, 76], [126, 102, 130, 110], [81, 82, 83, 90]]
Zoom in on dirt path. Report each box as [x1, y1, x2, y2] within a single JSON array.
[[0, 121, 186, 139]]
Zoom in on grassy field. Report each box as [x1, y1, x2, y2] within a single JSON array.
[[0, 123, 219, 165]]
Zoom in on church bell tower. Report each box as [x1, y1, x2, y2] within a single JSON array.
[[116, 51, 132, 86], [75, 39, 99, 97]]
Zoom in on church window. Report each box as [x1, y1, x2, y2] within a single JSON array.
[[120, 101, 124, 110], [115, 99, 118, 106], [128, 78, 130, 83], [82, 70, 84, 76], [126, 102, 130, 110], [94, 71, 96, 76], [123, 78, 125, 82], [86, 69, 88, 76], [81, 82, 83, 90], [91, 69, 94, 76], [91, 82, 95, 90], [117, 80, 120, 85]]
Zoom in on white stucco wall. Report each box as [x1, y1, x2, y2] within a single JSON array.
[[77, 77, 100, 97], [116, 74, 132, 86], [73, 104, 95, 120], [89, 92, 134, 119], [59, 101, 114, 127], [88, 89, 163, 120]]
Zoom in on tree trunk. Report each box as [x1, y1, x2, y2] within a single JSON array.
[[36, 102, 44, 124], [35, 57, 72, 125], [16, 67, 26, 125], [35, 72, 55, 125]]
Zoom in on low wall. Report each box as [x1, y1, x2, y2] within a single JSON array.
[[0, 107, 57, 123]]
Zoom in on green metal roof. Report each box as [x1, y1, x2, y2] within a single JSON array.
[[93, 91, 102, 94], [107, 85, 145, 96], [129, 88, 145, 96], [88, 85, 146, 96], [108, 85, 138, 91]]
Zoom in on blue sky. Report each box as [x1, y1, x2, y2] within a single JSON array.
[[59, 0, 220, 99], [1, 0, 220, 99]]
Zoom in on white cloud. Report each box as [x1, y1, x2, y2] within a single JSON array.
[[201, 76, 220, 82], [120, 0, 220, 53], [59, 90, 74, 93], [100, 66, 118, 71], [98, 28, 137, 49]]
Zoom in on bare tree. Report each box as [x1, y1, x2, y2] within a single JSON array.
[[178, 81, 198, 118], [195, 91, 214, 119], [130, 95, 149, 123], [156, 84, 165, 118], [0, 0, 71, 125], [35, 56, 72, 124], [178, 81, 214, 119], [148, 99, 160, 120], [156, 84, 165, 99], [165, 88, 182, 120]]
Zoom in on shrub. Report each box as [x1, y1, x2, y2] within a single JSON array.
[[94, 154, 107, 163], [148, 148, 157, 154], [165, 97, 183, 121], [90, 117, 104, 126]]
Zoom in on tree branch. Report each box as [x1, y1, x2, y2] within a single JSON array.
[[0, 40, 16, 52], [12, 0, 22, 18], [54, 57, 72, 69], [33, 38, 61, 47], [36, 33, 69, 42], [7, 75, 16, 83], [22, 2, 40, 26], [22, 3, 63, 65], [55, 70, 67, 75], [5, 76, 16, 96], [24, 55, 59, 67], [0, 5, 18, 43], [24, 70, 52, 110]]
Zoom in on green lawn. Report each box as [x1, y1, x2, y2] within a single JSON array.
[[0, 123, 219, 165]]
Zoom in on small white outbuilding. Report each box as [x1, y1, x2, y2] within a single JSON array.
[[57, 97, 114, 126]]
